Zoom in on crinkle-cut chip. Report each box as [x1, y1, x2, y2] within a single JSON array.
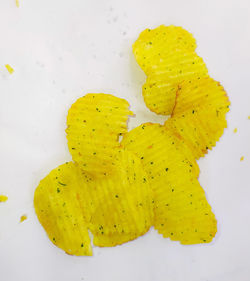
[[142, 51, 208, 115], [122, 123, 199, 177], [122, 123, 217, 244], [66, 94, 133, 176], [34, 162, 92, 256], [78, 149, 153, 244], [133, 25, 197, 75], [165, 77, 230, 159]]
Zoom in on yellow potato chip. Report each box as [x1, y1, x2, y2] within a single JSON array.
[[66, 94, 133, 176], [142, 51, 208, 115], [165, 77, 230, 159], [78, 149, 153, 246], [133, 25, 208, 115], [133, 25, 197, 75], [122, 123, 217, 244], [34, 162, 92, 256]]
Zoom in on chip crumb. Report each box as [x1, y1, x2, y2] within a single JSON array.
[[0, 195, 8, 202], [20, 214, 27, 223], [248, 116, 250, 120], [16, 0, 19, 7], [5, 64, 14, 74], [233, 128, 237, 133], [240, 156, 244, 161]]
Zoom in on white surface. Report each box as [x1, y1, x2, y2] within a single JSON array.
[[0, 0, 250, 280]]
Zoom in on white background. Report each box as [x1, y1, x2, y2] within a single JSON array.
[[0, 0, 250, 280]]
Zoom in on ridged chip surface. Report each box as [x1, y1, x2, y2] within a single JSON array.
[[79, 149, 153, 246], [66, 94, 133, 176], [133, 25, 208, 115], [165, 77, 230, 159], [34, 162, 92, 256], [122, 123, 217, 244]]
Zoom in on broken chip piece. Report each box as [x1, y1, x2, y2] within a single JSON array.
[[122, 123, 217, 244], [66, 94, 133, 177]]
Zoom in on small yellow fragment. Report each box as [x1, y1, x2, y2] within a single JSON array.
[[16, 0, 19, 7], [248, 116, 250, 120], [240, 156, 244, 161], [0, 195, 8, 202], [233, 128, 237, 133], [20, 215, 27, 223], [5, 64, 14, 74]]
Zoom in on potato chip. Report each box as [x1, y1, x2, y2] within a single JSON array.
[[142, 51, 208, 115], [34, 162, 92, 256], [133, 25, 208, 115], [165, 77, 230, 159], [78, 149, 153, 246], [66, 94, 133, 176], [122, 123, 217, 244], [133, 25, 197, 75]]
